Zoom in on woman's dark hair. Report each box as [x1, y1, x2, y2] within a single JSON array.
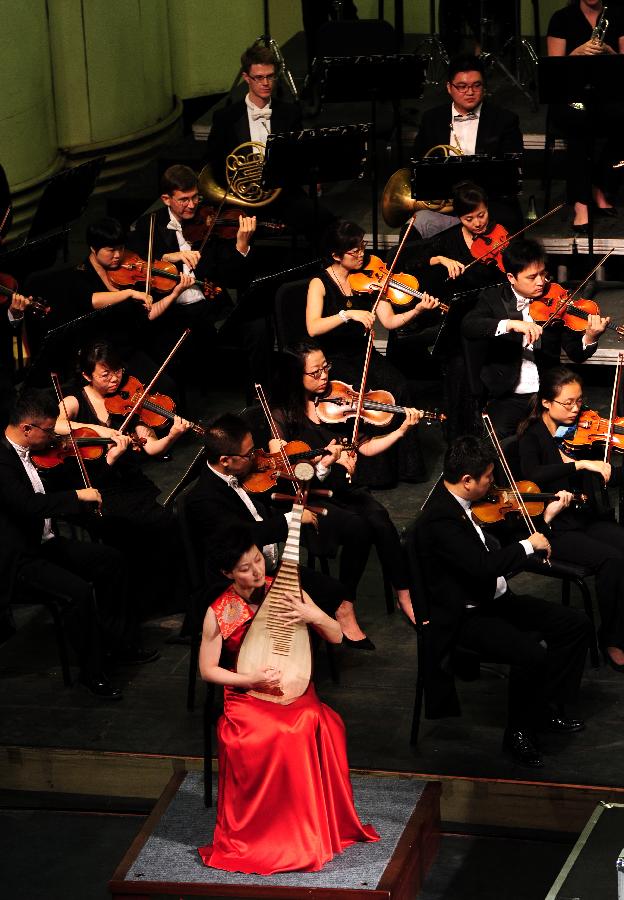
[[270, 341, 324, 433], [211, 524, 258, 574], [448, 54, 485, 82], [502, 238, 545, 277], [86, 218, 126, 251], [452, 181, 488, 217], [78, 340, 124, 378], [322, 220, 365, 261], [443, 435, 495, 484], [517, 366, 583, 435]]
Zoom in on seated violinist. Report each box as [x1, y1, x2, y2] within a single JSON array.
[[126, 164, 256, 392], [462, 238, 609, 438], [269, 341, 419, 636], [306, 220, 439, 486], [416, 434, 591, 767], [518, 367, 624, 672], [51, 340, 191, 613]]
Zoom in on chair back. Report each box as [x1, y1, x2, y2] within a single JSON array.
[[273, 279, 310, 351]]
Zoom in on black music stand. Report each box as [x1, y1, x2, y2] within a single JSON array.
[[262, 124, 370, 250], [410, 155, 522, 204], [539, 55, 624, 257], [0, 228, 70, 279], [314, 53, 426, 249]]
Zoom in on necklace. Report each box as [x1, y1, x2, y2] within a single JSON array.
[[329, 265, 353, 308]]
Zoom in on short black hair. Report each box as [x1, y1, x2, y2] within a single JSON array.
[[502, 238, 545, 277], [443, 435, 495, 484], [241, 42, 278, 74], [452, 180, 488, 217], [203, 414, 252, 463], [211, 523, 258, 574], [161, 164, 197, 196], [86, 217, 126, 251], [78, 340, 124, 377], [448, 54, 485, 83], [8, 389, 58, 426], [322, 220, 365, 260]]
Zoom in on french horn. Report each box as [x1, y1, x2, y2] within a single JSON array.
[[382, 144, 462, 228], [198, 140, 281, 209]]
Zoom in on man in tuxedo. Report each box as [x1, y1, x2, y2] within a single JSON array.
[[412, 54, 524, 237], [186, 413, 373, 647], [462, 238, 608, 437], [415, 435, 591, 767], [0, 390, 143, 699]]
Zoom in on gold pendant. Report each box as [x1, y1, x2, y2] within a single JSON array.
[[346, 299, 352, 308]]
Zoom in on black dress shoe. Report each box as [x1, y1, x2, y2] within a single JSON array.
[[502, 728, 543, 767], [342, 635, 376, 650], [595, 206, 619, 218], [114, 646, 161, 665], [541, 715, 586, 734], [572, 223, 589, 235], [80, 676, 123, 701]]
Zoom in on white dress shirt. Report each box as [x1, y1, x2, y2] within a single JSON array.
[[6, 436, 54, 542], [245, 95, 272, 147], [166, 211, 205, 306], [449, 102, 481, 156]]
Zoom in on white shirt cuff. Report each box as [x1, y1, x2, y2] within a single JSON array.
[[495, 319, 510, 336], [520, 538, 534, 556], [284, 511, 293, 525], [315, 462, 330, 480]]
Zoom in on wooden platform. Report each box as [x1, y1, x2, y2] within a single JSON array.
[[108, 770, 441, 900]]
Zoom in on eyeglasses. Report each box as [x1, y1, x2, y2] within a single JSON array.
[[553, 397, 583, 411], [450, 81, 484, 93], [304, 362, 332, 380], [345, 245, 365, 257], [229, 447, 256, 460], [171, 193, 199, 206], [246, 73, 276, 84], [26, 423, 57, 436], [96, 368, 124, 381]]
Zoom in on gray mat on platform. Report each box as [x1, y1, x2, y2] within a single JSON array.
[[126, 772, 425, 888]]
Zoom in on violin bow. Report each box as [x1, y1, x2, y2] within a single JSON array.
[[481, 412, 550, 566], [350, 215, 418, 454], [50, 372, 102, 517], [254, 383, 304, 504], [144, 212, 155, 312], [0, 203, 11, 239], [118, 329, 190, 434], [542, 249, 613, 328], [461, 203, 565, 275], [605, 352, 624, 465]]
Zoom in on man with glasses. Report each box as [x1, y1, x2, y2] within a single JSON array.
[[463, 239, 608, 437], [412, 54, 523, 239]]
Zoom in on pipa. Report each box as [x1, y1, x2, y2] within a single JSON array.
[[236, 499, 312, 704]]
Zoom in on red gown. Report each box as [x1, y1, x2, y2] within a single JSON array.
[[198, 580, 379, 875]]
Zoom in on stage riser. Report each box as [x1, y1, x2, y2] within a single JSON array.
[[3, 746, 624, 834]]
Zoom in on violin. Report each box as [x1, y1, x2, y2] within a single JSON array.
[[315, 380, 446, 428], [181, 203, 285, 245], [242, 440, 346, 494], [529, 281, 623, 337], [0, 272, 49, 318], [469, 222, 509, 272], [348, 254, 449, 312], [108, 251, 222, 300], [559, 409, 624, 456], [471, 480, 587, 524], [104, 374, 205, 435], [31, 427, 115, 469]]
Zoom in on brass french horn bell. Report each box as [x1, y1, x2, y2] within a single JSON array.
[[198, 141, 282, 210], [381, 144, 462, 228]]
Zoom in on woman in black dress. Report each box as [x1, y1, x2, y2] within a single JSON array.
[[306, 220, 438, 486]]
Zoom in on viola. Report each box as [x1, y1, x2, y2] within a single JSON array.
[[471, 480, 587, 524], [348, 254, 449, 311], [242, 440, 344, 494], [32, 428, 114, 469], [108, 251, 222, 300], [468, 222, 509, 271], [0, 272, 49, 318], [315, 379, 446, 428], [559, 409, 624, 456], [181, 203, 285, 245], [530, 281, 624, 337], [104, 374, 205, 435]]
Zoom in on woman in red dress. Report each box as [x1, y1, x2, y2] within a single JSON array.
[[198, 525, 379, 875]]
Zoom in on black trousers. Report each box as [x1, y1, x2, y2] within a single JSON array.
[[15, 537, 128, 679], [551, 521, 624, 650], [458, 591, 590, 728]]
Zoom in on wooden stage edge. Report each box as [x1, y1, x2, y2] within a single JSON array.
[[3, 745, 624, 834]]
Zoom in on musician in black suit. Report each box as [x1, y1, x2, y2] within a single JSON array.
[[0, 390, 138, 699], [415, 435, 590, 767], [462, 239, 608, 437], [186, 413, 373, 647], [412, 54, 524, 237], [206, 43, 334, 244]]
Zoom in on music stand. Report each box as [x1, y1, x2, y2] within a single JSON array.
[[539, 55, 624, 257], [262, 124, 370, 250], [314, 53, 426, 249], [410, 154, 522, 203], [0, 228, 70, 279]]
